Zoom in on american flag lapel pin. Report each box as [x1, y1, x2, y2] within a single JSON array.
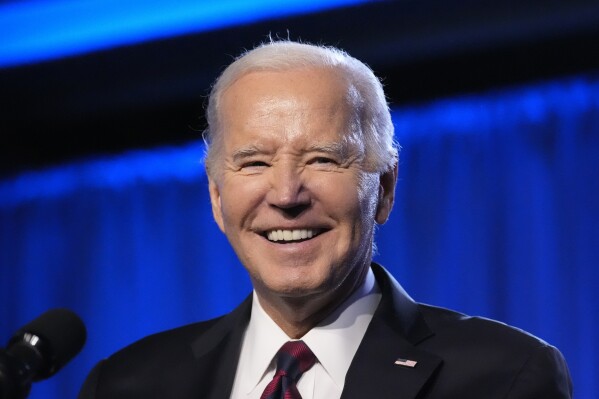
[[395, 358, 418, 368]]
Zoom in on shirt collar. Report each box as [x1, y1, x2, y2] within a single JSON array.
[[242, 291, 292, 392], [242, 267, 381, 392]]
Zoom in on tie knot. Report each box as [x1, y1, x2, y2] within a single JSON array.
[[275, 340, 316, 382], [260, 341, 316, 399]]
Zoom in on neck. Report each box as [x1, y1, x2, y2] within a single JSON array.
[[255, 264, 369, 339]]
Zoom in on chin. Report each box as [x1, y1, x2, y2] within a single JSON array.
[[256, 273, 328, 298]]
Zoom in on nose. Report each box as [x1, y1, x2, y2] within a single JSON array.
[[266, 162, 311, 213]]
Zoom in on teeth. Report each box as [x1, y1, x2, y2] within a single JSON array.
[[266, 229, 317, 242]]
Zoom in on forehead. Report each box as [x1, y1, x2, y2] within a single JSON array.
[[219, 68, 359, 146], [222, 66, 352, 101]]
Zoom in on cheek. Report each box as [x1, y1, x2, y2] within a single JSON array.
[[357, 173, 380, 218], [219, 177, 266, 230], [334, 173, 379, 252], [314, 172, 378, 223]]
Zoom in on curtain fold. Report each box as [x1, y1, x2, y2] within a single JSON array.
[[1, 76, 597, 398]]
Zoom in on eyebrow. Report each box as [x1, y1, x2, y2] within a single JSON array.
[[231, 145, 264, 163], [306, 141, 357, 159], [230, 140, 360, 163]]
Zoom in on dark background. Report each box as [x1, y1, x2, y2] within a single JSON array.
[[2, 0, 599, 177], [1, 1, 599, 398]]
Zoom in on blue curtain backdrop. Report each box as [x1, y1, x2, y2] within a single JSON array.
[[1, 75, 598, 398]]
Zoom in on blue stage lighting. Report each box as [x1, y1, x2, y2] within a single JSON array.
[[0, 0, 368, 68]]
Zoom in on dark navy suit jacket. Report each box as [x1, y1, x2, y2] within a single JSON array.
[[78, 264, 572, 398]]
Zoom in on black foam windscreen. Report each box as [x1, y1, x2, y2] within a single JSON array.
[[11, 308, 87, 380]]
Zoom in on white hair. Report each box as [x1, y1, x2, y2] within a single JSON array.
[[203, 40, 399, 176]]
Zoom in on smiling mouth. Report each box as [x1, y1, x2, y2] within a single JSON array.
[[264, 229, 322, 243]]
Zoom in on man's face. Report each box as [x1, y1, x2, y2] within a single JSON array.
[[208, 67, 395, 303]]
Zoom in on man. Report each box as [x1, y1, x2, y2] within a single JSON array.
[[78, 40, 572, 398]]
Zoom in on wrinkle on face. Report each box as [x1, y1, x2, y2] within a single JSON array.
[[214, 68, 367, 175], [207, 67, 391, 335]]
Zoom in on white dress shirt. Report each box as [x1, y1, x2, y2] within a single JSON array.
[[229, 267, 381, 399]]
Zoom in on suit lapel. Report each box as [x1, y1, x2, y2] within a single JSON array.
[[190, 295, 252, 399], [341, 264, 443, 399], [185, 265, 441, 399]]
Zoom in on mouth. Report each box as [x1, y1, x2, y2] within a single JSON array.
[[263, 228, 323, 243]]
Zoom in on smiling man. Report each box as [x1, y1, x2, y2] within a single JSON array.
[[78, 41, 572, 399]]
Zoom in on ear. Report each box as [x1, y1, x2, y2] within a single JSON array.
[[208, 176, 226, 233], [375, 163, 398, 224]]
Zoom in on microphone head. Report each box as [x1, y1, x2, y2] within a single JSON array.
[[9, 308, 87, 380]]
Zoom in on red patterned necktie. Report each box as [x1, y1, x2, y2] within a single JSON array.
[[260, 340, 317, 399]]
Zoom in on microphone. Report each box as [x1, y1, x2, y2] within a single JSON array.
[[0, 309, 87, 399]]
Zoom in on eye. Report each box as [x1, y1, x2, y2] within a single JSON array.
[[311, 157, 338, 165], [241, 160, 269, 169]]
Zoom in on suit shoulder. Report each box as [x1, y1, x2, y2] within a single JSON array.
[[417, 303, 553, 351], [414, 303, 572, 397], [107, 316, 223, 364], [78, 316, 227, 398]]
